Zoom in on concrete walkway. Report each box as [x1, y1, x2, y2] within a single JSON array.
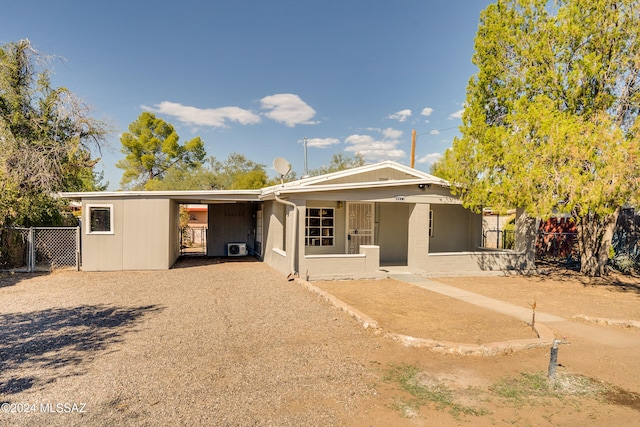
[[390, 274, 640, 349], [389, 274, 564, 323]]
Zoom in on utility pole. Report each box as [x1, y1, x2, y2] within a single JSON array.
[[303, 137, 308, 177], [410, 129, 417, 168]]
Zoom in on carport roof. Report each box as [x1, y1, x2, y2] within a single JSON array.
[[60, 189, 262, 204]]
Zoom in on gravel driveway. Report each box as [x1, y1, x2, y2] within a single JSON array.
[[0, 258, 381, 426]]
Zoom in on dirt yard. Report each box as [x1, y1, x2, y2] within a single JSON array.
[[315, 267, 640, 426], [1, 259, 639, 426], [313, 278, 540, 344]]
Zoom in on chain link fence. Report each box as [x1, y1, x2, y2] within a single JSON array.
[[0, 227, 79, 272], [535, 208, 640, 272]]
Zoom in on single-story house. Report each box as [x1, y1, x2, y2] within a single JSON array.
[[61, 161, 535, 279]]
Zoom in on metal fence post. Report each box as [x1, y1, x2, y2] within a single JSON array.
[[28, 227, 35, 272]]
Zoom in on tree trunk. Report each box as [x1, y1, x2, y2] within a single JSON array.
[[576, 208, 620, 277]]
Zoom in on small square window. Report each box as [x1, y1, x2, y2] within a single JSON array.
[[86, 204, 114, 234]]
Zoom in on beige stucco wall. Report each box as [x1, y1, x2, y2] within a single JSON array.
[[377, 203, 409, 265], [261, 200, 291, 275], [419, 250, 530, 274], [429, 204, 482, 252], [81, 197, 175, 271], [407, 203, 431, 272], [303, 245, 384, 280], [412, 208, 536, 275]]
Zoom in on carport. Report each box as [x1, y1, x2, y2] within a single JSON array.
[[61, 190, 262, 271]]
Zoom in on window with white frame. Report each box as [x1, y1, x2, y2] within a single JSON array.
[[86, 204, 114, 234], [305, 208, 334, 246]]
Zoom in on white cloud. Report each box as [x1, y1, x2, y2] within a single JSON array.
[[429, 129, 440, 135], [421, 107, 434, 117], [305, 137, 340, 148], [416, 152, 442, 165], [388, 109, 412, 122], [260, 93, 318, 127], [343, 128, 405, 161], [382, 127, 403, 139], [143, 101, 261, 127], [448, 108, 464, 119]]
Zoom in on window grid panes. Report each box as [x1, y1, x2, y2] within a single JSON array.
[[306, 208, 334, 246]]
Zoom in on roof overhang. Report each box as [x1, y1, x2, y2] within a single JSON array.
[[58, 161, 458, 204], [260, 178, 448, 198], [59, 190, 262, 204]]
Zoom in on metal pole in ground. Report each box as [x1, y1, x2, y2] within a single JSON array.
[[28, 227, 35, 273], [548, 339, 569, 380]]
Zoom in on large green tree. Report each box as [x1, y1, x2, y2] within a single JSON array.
[[308, 153, 365, 177], [145, 162, 217, 190], [117, 112, 206, 190], [208, 153, 274, 190], [433, 0, 640, 276], [145, 152, 276, 190], [0, 39, 108, 227]]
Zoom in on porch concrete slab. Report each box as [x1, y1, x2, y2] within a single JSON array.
[[388, 274, 565, 323]]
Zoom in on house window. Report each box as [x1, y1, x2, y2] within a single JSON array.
[[306, 208, 334, 246], [429, 210, 434, 238], [86, 204, 114, 234]]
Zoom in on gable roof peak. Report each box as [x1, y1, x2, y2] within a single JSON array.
[[261, 160, 448, 194]]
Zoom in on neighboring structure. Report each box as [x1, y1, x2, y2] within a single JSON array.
[[185, 204, 208, 227], [182, 204, 208, 251], [62, 161, 535, 279], [482, 208, 517, 249]]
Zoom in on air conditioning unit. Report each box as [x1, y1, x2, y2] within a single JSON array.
[[227, 242, 248, 257]]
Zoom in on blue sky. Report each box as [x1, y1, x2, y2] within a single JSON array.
[[2, 0, 493, 189]]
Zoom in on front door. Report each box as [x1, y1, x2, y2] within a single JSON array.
[[347, 202, 374, 254]]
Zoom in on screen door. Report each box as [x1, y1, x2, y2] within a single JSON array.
[[346, 202, 374, 254]]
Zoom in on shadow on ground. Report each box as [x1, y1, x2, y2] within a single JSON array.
[[534, 261, 640, 295], [0, 304, 163, 395], [0, 272, 48, 289], [171, 255, 261, 268]]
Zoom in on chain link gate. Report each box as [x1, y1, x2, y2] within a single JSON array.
[[0, 227, 80, 272], [180, 226, 207, 256]]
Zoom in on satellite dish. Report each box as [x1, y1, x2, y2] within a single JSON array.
[[273, 157, 291, 178]]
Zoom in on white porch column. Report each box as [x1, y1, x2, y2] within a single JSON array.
[[407, 203, 430, 272]]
